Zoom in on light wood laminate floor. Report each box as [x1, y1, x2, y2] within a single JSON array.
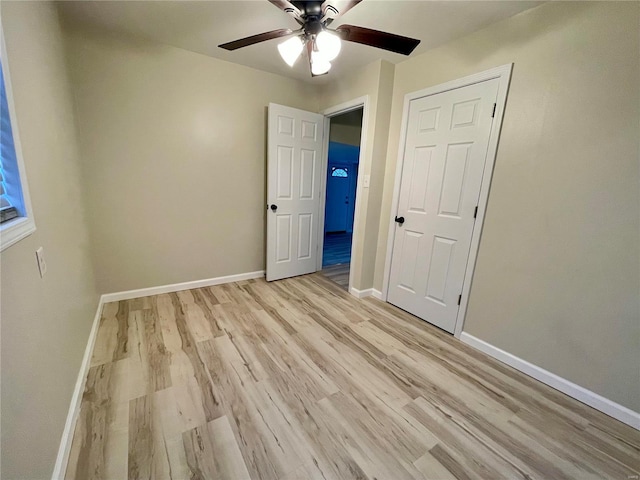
[[66, 273, 640, 480]]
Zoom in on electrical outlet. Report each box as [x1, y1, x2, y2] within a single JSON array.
[[35, 247, 47, 278]]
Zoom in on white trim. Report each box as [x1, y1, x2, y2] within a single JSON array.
[[0, 216, 36, 250], [322, 96, 369, 117], [380, 64, 513, 340], [1, 27, 36, 252], [349, 286, 374, 298], [380, 86, 412, 302], [52, 297, 105, 479], [101, 270, 265, 303], [317, 115, 330, 270], [460, 332, 640, 430], [52, 269, 266, 477], [317, 96, 368, 296], [349, 287, 382, 299]]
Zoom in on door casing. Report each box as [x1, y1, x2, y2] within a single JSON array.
[[382, 64, 513, 338], [316, 96, 368, 296]]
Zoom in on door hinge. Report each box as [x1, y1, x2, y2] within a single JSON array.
[[491, 103, 497, 118], [474, 206, 478, 219], [458, 294, 462, 306]]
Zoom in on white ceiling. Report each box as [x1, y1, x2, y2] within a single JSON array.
[[58, 0, 541, 84]]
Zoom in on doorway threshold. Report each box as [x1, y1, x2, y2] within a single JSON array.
[[319, 263, 350, 291]]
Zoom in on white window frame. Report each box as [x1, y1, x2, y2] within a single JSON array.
[[1, 26, 36, 251]]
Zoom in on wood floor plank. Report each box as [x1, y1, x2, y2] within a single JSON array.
[[156, 293, 183, 354], [404, 399, 515, 480], [153, 387, 192, 478], [90, 301, 120, 367], [129, 296, 152, 311], [413, 450, 458, 480], [169, 292, 224, 422], [66, 360, 131, 480], [104, 401, 129, 480], [128, 395, 155, 479], [328, 390, 429, 463], [314, 395, 413, 480], [318, 393, 422, 480], [66, 274, 640, 480], [509, 409, 637, 479], [157, 380, 207, 435], [183, 416, 251, 480], [196, 338, 288, 479], [113, 300, 131, 361], [141, 305, 172, 392], [191, 287, 225, 337], [278, 393, 370, 480], [368, 310, 593, 430], [294, 320, 413, 409]]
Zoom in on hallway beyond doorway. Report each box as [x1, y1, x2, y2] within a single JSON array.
[[322, 232, 352, 267]]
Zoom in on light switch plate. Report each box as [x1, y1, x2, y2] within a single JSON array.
[[35, 246, 47, 278], [363, 174, 370, 188]]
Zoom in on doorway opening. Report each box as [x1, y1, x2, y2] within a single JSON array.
[[321, 107, 363, 290]]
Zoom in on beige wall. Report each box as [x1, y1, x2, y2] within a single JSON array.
[[376, 1, 640, 411], [329, 123, 362, 147], [63, 27, 319, 294], [319, 59, 394, 290], [1, 6, 637, 478], [0, 2, 99, 478]]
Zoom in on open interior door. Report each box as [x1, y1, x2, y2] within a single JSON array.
[[266, 103, 324, 281]]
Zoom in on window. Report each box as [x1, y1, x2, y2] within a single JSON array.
[[1, 30, 35, 251], [331, 167, 348, 178]]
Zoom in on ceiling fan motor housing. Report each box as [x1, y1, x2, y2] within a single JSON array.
[[304, 20, 324, 37], [292, 1, 324, 17]]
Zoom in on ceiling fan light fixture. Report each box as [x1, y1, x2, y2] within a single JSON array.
[[278, 36, 304, 67], [310, 50, 331, 75], [219, 0, 421, 77], [315, 30, 341, 61]]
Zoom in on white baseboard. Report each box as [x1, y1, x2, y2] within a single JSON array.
[[52, 269, 265, 478], [51, 297, 105, 480], [101, 270, 265, 303], [350, 287, 373, 298], [460, 332, 640, 430], [350, 287, 383, 299]]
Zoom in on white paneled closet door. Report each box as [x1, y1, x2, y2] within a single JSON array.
[[388, 79, 499, 333]]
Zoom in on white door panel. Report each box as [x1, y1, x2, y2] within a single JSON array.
[[388, 79, 499, 333], [267, 104, 324, 281]]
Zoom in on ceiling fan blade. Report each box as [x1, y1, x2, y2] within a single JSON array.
[[267, 0, 303, 22], [321, 0, 363, 25], [335, 24, 420, 55], [219, 29, 293, 51]]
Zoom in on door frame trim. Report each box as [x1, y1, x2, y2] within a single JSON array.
[[381, 64, 513, 338], [317, 96, 369, 296]]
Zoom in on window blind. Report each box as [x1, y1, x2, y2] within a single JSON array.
[[0, 60, 20, 224]]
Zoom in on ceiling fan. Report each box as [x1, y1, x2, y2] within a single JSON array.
[[219, 0, 421, 77]]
